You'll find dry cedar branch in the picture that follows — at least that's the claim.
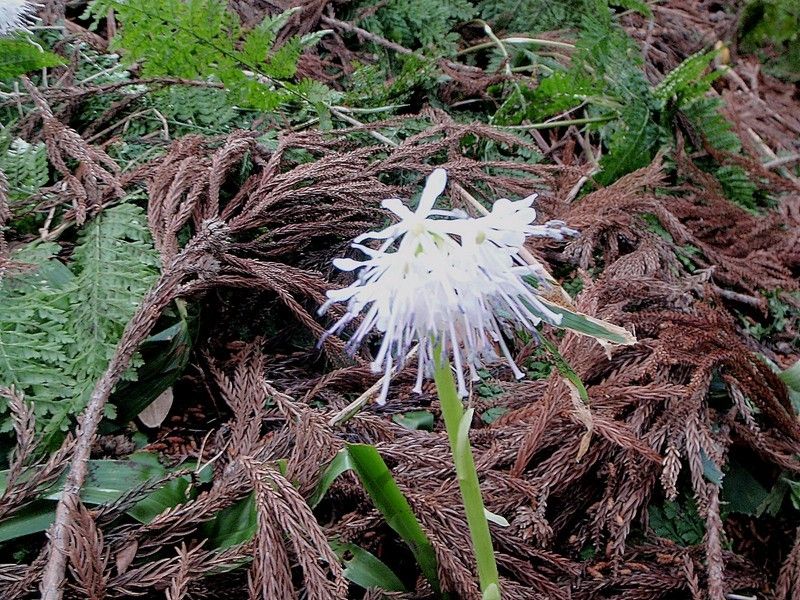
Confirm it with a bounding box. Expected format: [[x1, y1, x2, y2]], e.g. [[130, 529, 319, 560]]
[[33, 117, 589, 598]]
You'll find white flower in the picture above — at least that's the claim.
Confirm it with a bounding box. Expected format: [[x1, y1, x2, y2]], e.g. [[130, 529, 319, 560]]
[[319, 168, 577, 404], [0, 1, 39, 36]]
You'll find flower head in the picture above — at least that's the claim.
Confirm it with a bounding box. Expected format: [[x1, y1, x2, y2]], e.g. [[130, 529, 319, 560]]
[[0, 1, 39, 36], [319, 168, 577, 404]]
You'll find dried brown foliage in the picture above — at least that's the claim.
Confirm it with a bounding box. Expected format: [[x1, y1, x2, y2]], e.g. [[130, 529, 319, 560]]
[[3, 111, 797, 597], [2, 2, 799, 596], [22, 78, 124, 225]]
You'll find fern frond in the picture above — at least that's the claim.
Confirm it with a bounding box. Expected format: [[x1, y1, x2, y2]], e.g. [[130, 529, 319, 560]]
[[0, 243, 76, 432], [653, 49, 721, 107], [597, 102, 661, 185], [356, 0, 475, 51], [714, 165, 759, 211], [64, 204, 159, 411], [0, 136, 49, 201], [680, 96, 741, 154], [85, 0, 324, 113], [0, 204, 159, 439]]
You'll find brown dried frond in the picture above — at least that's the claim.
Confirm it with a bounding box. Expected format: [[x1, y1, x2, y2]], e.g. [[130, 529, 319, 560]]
[[0, 387, 36, 487], [775, 527, 800, 600], [66, 501, 108, 600], [244, 459, 297, 600], [165, 543, 193, 600], [207, 341, 269, 458], [211, 255, 349, 358], [242, 457, 348, 600], [0, 432, 74, 521], [108, 467, 251, 555], [107, 541, 249, 596], [22, 78, 123, 224]]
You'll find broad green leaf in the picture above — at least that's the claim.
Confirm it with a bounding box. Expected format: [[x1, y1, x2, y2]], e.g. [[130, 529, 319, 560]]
[[203, 494, 257, 549], [0, 455, 175, 541], [392, 410, 434, 431], [539, 298, 636, 345], [345, 443, 441, 595], [331, 540, 407, 592], [788, 479, 800, 511], [0, 501, 57, 542], [111, 304, 193, 425], [721, 458, 769, 516], [308, 449, 353, 508], [758, 355, 800, 415], [778, 359, 800, 392], [700, 450, 723, 486], [0, 38, 65, 79], [127, 475, 190, 523], [480, 407, 508, 424]]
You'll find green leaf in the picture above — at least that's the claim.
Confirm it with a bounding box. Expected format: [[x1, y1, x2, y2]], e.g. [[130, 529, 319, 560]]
[[539, 298, 636, 345], [596, 102, 659, 185], [0, 38, 65, 79], [539, 336, 589, 403], [345, 443, 441, 595], [700, 449, 724, 486], [648, 497, 705, 546], [308, 448, 353, 508], [0, 455, 170, 541], [787, 478, 800, 511], [331, 540, 407, 592], [127, 475, 190, 523], [0, 135, 49, 201], [721, 458, 769, 516], [203, 494, 257, 549], [759, 355, 800, 415], [0, 501, 57, 542], [778, 359, 800, 392], [0, 203, 160, 441], [480, 407, 508, 424], [392, 410, 434, 431], [110, 306, 193, 425]]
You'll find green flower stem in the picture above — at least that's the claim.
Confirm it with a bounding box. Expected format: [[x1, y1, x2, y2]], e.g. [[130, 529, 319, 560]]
[[432, 345, 501, 600]]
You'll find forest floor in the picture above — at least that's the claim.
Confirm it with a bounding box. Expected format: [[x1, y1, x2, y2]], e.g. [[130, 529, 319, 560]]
[[0, 0, 799, 598]]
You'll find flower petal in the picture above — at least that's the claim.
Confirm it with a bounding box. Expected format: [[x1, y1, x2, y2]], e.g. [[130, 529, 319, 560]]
[[417, 168, 447, 215]]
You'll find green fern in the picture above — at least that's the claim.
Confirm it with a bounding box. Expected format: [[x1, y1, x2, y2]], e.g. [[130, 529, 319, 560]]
[[597, 102, 660, 185], [0, 243, 77, 432], [0, 136, 49, 201], [85, 0, 327, 113], [0, 204, 159, 441], [477, 0, 588, 34], [63, 204, 160, 413], [355, 0, 475, 51], [679, 96, 741, 154], [653, 49, 721, 107], [345, 55, 439, 110], [740, 0, 800, 82], [714, 165, 760, 211], [516, 7, 738, 187], [0, 36, 64, 80], [147, 86, 244, 136], [573, 3, 659, 185]]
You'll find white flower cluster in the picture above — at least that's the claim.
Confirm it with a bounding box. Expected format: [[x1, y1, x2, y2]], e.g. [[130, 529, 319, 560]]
[[0, 0, 39, 36], [319, 168, 577, 404]]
